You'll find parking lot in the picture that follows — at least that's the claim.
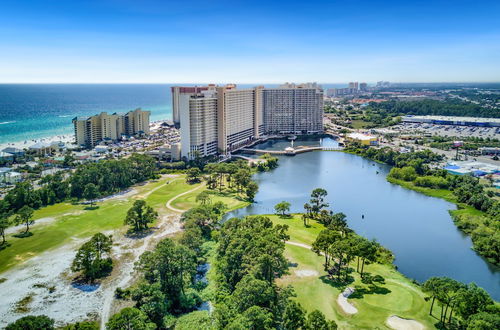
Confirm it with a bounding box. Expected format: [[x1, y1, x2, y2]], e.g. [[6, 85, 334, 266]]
[[392, 122, 500, 138]]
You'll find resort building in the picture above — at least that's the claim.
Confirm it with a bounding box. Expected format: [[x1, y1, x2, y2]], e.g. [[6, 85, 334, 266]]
[[262, 83, 323, 135], [73, 108, 151, 148], [175, 83, 323, 159]]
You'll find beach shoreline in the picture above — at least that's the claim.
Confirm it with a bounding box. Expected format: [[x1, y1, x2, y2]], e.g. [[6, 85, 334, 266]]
[[0, 119, 170, 152]]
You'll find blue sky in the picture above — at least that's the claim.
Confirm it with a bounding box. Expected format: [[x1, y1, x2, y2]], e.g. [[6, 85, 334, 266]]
[[1, 0, 499, 83]]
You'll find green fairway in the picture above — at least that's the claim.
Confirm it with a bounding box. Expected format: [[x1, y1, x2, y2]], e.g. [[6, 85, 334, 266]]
[[0, 175, 198, 273], [268, 214, 437, 329], [170, 187, 250, 212]]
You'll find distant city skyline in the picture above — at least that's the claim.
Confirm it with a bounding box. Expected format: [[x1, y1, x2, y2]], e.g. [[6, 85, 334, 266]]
[[1, 0, 500, 83]]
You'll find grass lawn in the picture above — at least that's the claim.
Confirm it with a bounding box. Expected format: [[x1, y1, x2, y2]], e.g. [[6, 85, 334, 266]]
[[0, 175, 197, 273], [351, 120, 372, 129], [269, 214, 438, 329], [170, 185, 250, 212]]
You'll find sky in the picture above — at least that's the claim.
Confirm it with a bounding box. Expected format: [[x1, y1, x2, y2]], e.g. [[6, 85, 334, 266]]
[[0, 0, 499, 83]]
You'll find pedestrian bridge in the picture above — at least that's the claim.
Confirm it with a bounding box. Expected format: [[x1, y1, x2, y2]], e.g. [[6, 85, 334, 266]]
[[239, 146, 343, 156]]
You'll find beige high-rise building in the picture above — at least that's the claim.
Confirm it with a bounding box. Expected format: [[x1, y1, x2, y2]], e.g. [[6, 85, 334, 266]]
[[216, 85, 261, 154], [176, 83, 322, 159], [73, 108, 151, 148], [262, 83, 323, 134]]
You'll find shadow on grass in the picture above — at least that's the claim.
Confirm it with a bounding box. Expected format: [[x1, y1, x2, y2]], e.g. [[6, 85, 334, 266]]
[[0, 242, 12, 251], [125, 227, 157, 239], [288, 262, 299, 268], [349, 285, 392, 299], [319, 274, 355, 289], [84, 205, 100, 211], [13, 231, 34, 239]]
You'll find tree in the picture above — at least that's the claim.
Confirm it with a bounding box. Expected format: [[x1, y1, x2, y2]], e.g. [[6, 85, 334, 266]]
[[72, 233, 113, 281], [0, 212, 10, 245], [467, 312, 500, 329], [306, 310, 337, 329], [6, 315, 55, 330], [124, 200, 158, 233], [455, 283, 494, 323], [196, 191, 211, 205], [14, 205, 34, 234], [136, 238, 197, 312], [83, 183, 99, 207], [282, 300, 306, 330], [106, 307, 156, 330], [310, 188, 329, 217], [246, 181, 259, 201], [274, 201, 291, 216], [186, 167, 202, 183]]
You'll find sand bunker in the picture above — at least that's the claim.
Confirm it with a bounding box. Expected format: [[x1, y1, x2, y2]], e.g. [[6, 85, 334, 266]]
[[337, 287, 358, 315], [387, 315, 425, 330], [294, 269, 319, 277]]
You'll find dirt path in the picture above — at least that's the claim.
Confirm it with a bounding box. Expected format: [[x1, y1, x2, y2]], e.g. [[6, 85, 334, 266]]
[[165, 183, 205, 213], [387, 315, 425, 330], [285, 240, 314, 250]]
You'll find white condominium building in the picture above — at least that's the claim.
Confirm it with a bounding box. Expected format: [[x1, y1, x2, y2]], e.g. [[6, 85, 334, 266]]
[[262, 83, 323, 134], [73, 108, 151, 148], [217, 85, 261, 154], [180, 86, 219, 159], [175, 83, 323, 159]]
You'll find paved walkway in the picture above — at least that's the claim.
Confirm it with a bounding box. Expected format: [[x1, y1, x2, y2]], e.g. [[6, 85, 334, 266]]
[[165, 182, 205, 213]]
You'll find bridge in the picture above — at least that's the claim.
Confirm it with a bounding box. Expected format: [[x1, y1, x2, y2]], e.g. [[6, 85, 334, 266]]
[[239, 146, 343, 156]]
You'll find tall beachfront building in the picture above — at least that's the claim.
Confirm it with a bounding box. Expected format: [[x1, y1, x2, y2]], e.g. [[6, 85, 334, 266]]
[[173, 83, 323, 159], [73, 108, 151, 148], [262, 83, 323, 135]]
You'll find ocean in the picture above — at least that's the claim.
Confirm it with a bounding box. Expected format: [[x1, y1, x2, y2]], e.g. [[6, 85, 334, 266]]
[[0, 84, 173, 145], [0, 83, 346, 145]]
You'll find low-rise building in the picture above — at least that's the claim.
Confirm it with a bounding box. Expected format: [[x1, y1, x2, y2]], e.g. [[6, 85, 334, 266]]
[[346, 133, 379, 146]]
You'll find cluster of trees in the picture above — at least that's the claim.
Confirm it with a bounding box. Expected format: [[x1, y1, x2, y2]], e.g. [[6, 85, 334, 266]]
[[0, 154, 159, 246], [423, 277, 499, 328], [298, 188, 391, 282], [202, 160, 259, 201], [214, 215, 337, 329], [124, 199, 158, 233], [71, 233, 113, 281], [257, 153, 279, 172], [108, 201, 229, 329], [428, 136, 500, 152], [367, 99, 500, 118], [1, 154, 158, 215]]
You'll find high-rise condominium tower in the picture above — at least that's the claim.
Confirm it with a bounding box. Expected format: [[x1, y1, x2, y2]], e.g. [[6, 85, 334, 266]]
[[174, 83, 323, 159], [262, 83, 323, 135], [73, 108, 150, 148]]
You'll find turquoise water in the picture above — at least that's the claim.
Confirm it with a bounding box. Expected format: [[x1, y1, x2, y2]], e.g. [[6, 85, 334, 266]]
[[0, 84, 173, 144], [229, 137, 500, 300]]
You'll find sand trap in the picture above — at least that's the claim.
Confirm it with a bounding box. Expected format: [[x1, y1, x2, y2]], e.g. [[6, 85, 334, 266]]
[[387, 316, 425, 330], [294, 269, 319, 277], [337, 287, 358, 315]]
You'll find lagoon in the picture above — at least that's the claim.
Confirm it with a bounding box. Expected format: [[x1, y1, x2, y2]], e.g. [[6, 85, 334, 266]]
[[227, 137, 500, 300]]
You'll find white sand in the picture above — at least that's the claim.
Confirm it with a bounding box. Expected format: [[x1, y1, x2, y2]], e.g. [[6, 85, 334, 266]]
[[337, 287, 358, 315], [0, 215, 183, 329], [294, 269, 319, 277], [0, 134, 75, 152], [387, 316, 425, 330]]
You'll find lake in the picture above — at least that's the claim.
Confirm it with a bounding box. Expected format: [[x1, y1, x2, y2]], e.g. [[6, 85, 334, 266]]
[[227, 137, 500, 300]]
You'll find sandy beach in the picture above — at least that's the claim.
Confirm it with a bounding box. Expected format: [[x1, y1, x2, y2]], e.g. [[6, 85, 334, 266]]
[[0, 119, 168, 152]]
